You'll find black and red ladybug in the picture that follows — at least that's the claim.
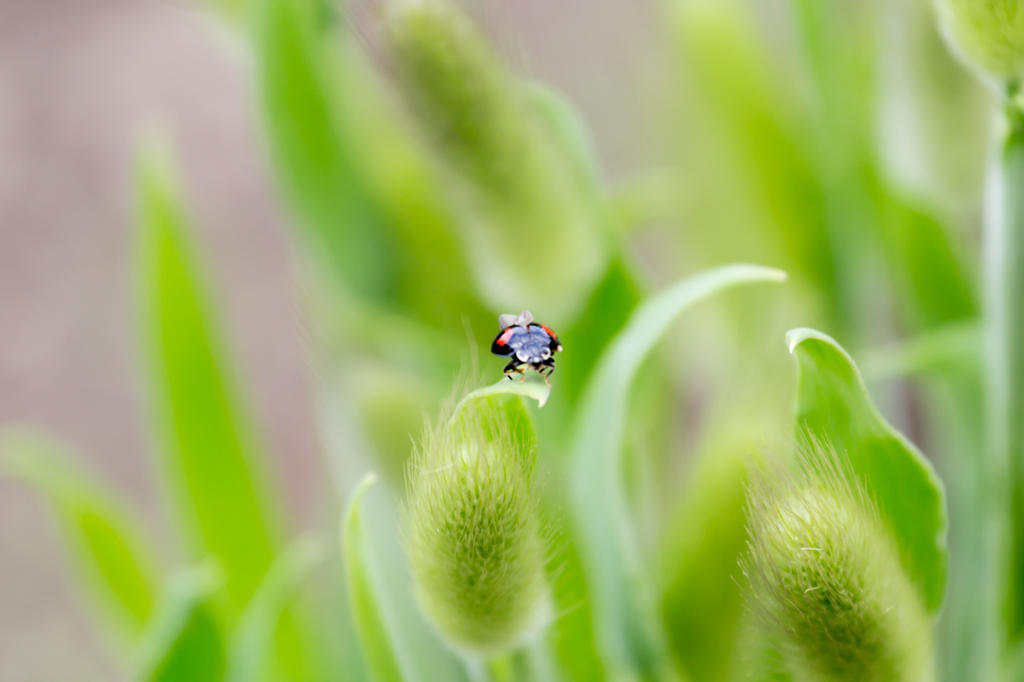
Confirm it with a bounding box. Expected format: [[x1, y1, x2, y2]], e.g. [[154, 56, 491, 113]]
[[490, 310, 563, 382]]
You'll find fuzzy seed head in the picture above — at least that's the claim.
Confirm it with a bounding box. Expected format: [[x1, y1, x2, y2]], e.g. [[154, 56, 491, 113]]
[[380, 0, 604, 320], [935, 0, 1024, 82], [405, 401, 550, 656], [744, 444, 934, 682], [384, 0, 524, 192]]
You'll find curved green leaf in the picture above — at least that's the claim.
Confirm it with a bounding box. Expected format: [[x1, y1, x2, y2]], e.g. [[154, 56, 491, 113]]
[[135, 560, 227, 682], [786, 327, 949, 612], [0, 428, 160, 640], [135, 138, 279, 617], [569, 264, 787, 680], [343, 473, 415, 682], [452, 374, 552, 415], [226, 535, 325, 682]]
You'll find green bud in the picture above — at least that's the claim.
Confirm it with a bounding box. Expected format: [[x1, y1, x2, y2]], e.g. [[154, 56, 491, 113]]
[[382, 0, 604, 322], [744, 444, 934, 682], [405, 399, 550, 656], [934, 0, 1024, 83]]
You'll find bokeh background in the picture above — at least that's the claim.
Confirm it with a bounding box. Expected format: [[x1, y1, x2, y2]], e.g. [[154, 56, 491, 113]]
[[0, 0, 997, 677], [0, 0, 663, 678]]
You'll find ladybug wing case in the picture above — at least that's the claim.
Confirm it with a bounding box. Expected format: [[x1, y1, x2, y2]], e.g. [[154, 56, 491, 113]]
[[491, 327, 517, 356]]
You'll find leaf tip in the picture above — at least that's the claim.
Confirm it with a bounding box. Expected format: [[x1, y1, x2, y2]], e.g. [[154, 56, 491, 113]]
[[786, 327, 835, 355], [350, 472, 379, 509]]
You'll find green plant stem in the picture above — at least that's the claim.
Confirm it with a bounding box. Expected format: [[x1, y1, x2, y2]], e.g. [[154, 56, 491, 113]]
[[983, 97, 1024, 671]]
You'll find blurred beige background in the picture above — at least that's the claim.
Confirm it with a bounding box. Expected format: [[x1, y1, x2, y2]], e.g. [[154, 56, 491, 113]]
[[0, 0, 659, 678]]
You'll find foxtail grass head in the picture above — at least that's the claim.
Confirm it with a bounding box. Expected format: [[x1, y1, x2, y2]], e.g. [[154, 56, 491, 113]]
[[744, 442, 934, 682], [404, 398, 550, 657], [382, 0, 523, 192], [934, 0, 1024, 86], [378, 0, 604, 322]]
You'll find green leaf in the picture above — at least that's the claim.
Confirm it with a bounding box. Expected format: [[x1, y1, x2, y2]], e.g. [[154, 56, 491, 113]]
[[252, 0, 394, 301], [135, 138, 279, 617], [135, 560, 227, 682], [452, 374, 552, 414], [786, 327, 949, 612], [343, 473, 414, 682], [0, 428, 160, 640], [226, 535, 326, 682], [569, 264, 787, 680]]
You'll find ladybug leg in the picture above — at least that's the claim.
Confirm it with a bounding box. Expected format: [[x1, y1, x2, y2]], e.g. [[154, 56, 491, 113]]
[[503, 359, 520, 379], [537, 359, 556, 385]]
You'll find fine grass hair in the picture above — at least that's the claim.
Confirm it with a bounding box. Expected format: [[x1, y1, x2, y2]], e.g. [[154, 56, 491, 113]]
[[743, 441, 934, 682], [404, 396, 551, 657], [935, 0, 1024, 83]]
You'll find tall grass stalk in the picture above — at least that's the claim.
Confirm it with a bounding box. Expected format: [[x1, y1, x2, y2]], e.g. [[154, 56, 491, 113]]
[[984, 93, 1024, 667]]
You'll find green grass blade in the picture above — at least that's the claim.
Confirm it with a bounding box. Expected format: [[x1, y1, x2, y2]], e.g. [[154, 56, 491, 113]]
[[0, 428, 160, 640], [252, 0, 394, 301], [786, 327, 949, 612], [225, 535, 325, 682], [569, 264, 787, 680], [135, 139, 279, 617], [135, 560, 227, 682], [343, 473, 415, 682]]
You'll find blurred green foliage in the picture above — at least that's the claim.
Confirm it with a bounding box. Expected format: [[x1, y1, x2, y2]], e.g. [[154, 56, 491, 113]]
[[12, 0, 1024, 679]]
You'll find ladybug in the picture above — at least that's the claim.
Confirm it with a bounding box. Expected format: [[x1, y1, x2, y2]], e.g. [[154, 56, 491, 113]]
[[490, 310, 563, 383]]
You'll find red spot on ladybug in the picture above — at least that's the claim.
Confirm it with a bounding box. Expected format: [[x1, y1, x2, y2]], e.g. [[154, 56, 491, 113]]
[[539, 324, 558, 341], [495, 328, 514, 346]]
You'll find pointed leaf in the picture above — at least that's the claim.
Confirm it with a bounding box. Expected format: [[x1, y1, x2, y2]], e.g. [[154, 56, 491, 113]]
[[0, 428, 160, 639], [135, 138, 279, 616], [135, 561, 227, 682], [569, 264, 787, 679], [787, 327, 949, 612]]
